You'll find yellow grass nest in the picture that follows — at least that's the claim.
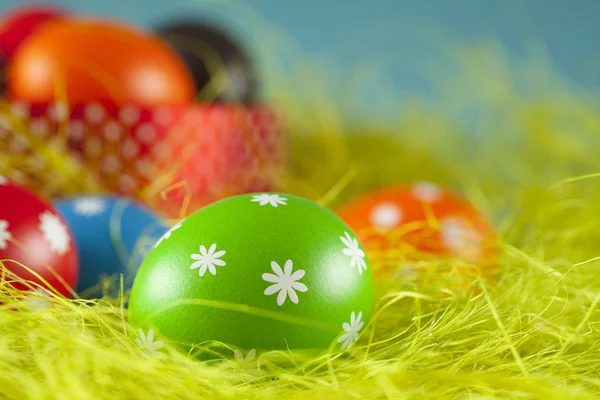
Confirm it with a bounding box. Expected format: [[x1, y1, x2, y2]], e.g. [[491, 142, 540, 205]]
[[1, 23, 600, 400]]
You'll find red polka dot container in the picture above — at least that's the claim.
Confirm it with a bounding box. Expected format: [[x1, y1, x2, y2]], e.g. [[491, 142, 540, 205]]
[[0, 100, 285, 218], [336, 181, 500, 288]]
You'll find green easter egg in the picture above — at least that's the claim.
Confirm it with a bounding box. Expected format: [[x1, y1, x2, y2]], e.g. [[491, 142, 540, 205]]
[[128, 193, 374, 353]]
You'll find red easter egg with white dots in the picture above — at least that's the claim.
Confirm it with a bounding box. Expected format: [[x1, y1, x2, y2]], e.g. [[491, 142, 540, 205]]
[[336, 182, 499, 280], [0, 176, 78, 297]]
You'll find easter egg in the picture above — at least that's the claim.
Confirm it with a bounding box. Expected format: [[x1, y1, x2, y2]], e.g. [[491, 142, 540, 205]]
[[336, 182, 499, 282], [55, 195, 169, 299], [7, 18, 195, 106], [0, 5, 64, 61], [128, 193, 374, 354], [0, 176, 78, 297], [155, 19, 257, 103]]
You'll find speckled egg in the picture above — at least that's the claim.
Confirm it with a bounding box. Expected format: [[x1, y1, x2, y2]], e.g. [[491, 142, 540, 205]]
[[128, 193, 374, 354], [55, 195, 169, 298]]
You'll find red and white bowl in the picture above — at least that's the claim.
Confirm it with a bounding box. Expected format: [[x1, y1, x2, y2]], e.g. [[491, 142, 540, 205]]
[[0, 100, 285, 218]]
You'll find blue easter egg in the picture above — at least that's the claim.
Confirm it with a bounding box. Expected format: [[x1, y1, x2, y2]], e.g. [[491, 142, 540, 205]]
[[55, 195, 169, 298]]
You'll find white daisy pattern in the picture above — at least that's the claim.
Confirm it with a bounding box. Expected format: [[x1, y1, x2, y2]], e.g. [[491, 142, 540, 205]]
[[251, 193, 287, 208], [73, 198, 106, 217], [0, 175, 7, 185], [234, 348, 256, 364], [262, 260, 308, 306], [370, 202, 403, 229], [0, 220, 12, 249], [338, 311, 364, 351], [340, 232, 367, 275], [412, 181, 444, 203], [440, 217, 483, 260], [135, 328, 164, 355], [190, 244, 227, 276], [24, 288, 52, 311], [39, 211, 70, 255], [154, 221, 183, 248]]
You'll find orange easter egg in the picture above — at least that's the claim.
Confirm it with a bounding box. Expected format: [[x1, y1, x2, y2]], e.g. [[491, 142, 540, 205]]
[[7, 18, 195, 106], [337, 182, 500, 287]]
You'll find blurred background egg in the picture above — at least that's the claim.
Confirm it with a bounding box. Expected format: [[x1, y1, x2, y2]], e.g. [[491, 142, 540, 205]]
[[154, 18, 257, 104], [55, 195, 169, 299], [0, 176, 78, 298], [7, 18, 196, 106], [336, 182, 500, 288], [0, 4, 65, 92]]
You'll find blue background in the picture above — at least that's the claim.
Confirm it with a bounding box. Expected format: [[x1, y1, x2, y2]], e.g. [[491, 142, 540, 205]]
[[2, 0, 599, 123]]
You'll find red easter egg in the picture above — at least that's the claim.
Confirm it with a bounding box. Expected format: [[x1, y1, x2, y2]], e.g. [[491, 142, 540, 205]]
[[7, 18, 195, 106], [0, 4, 64, 61], [0, 176, 78, 297], [337, 182, 499, 282]]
